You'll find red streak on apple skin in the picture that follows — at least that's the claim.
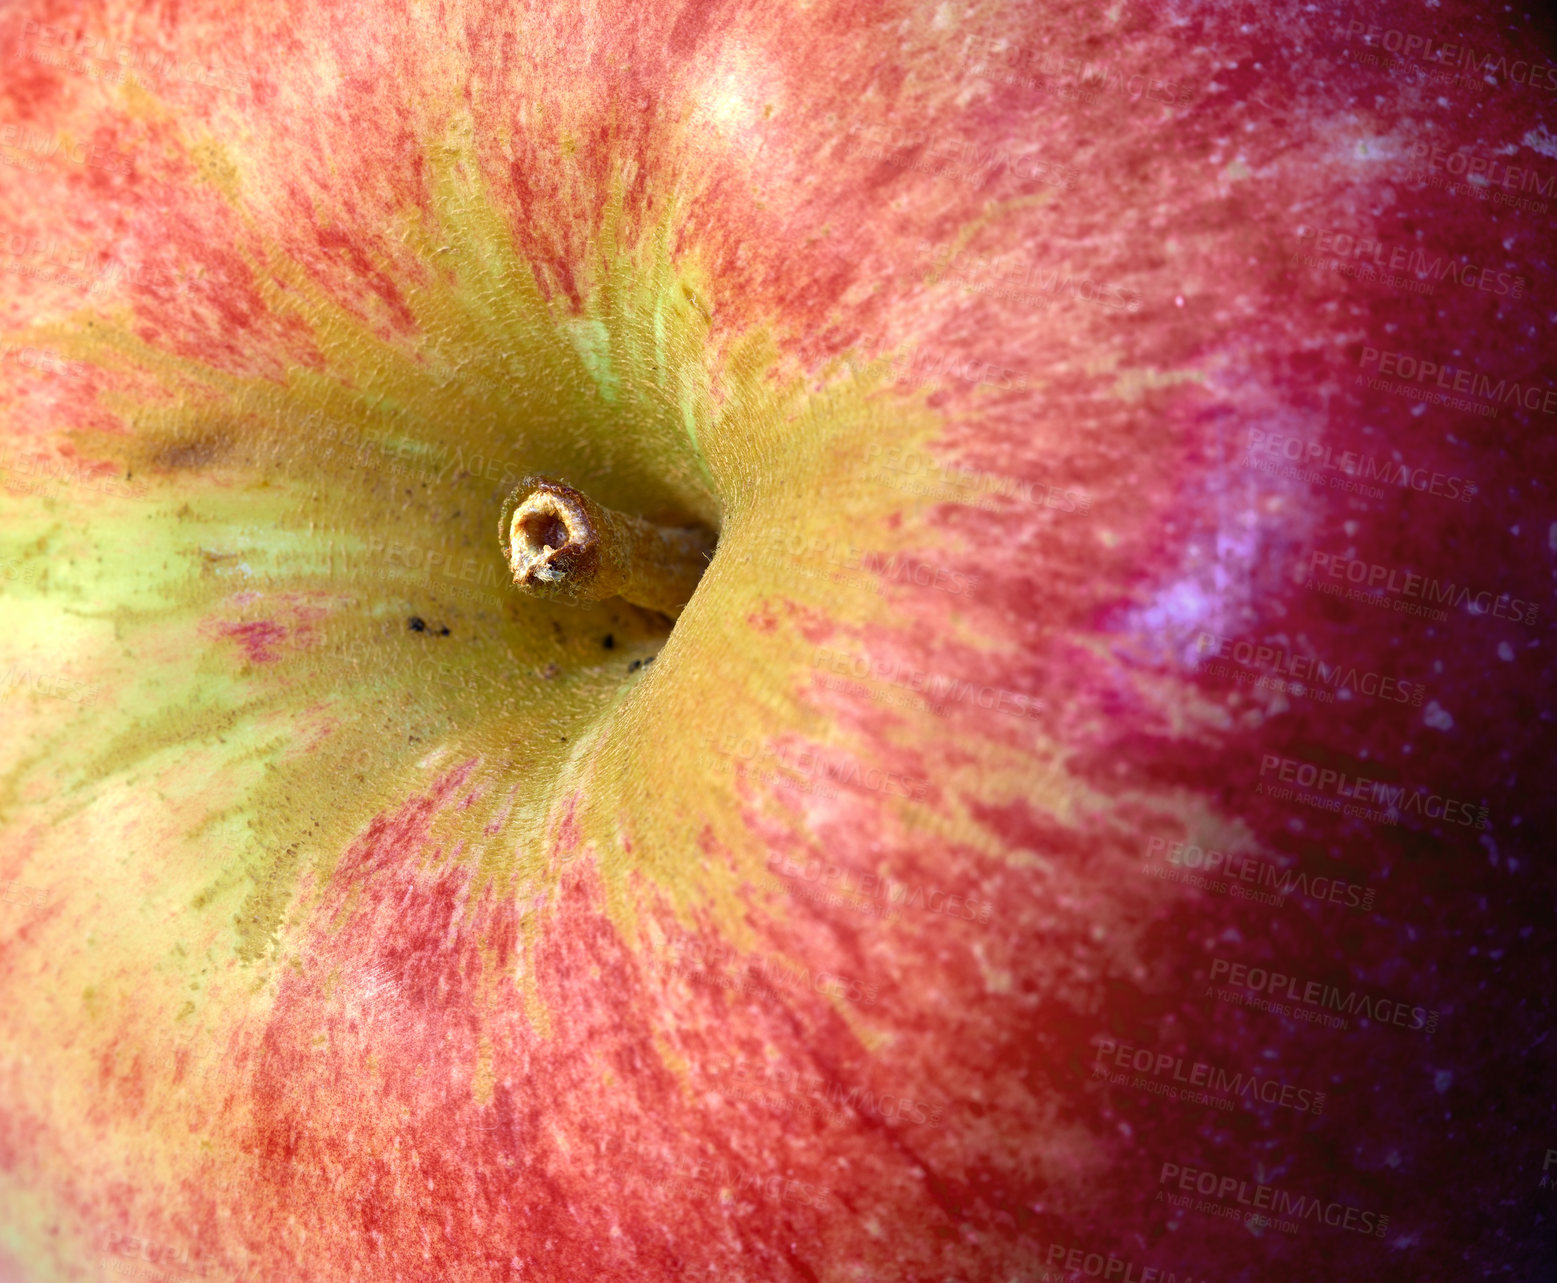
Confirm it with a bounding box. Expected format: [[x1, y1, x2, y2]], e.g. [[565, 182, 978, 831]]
[[225, 747, 1102, 1281], [212, 620, 291, 664], [549, 792, 585, 860], [966, 795, 1078, 859], [313, 224, 419, 335], [200, 597, 328, 664]]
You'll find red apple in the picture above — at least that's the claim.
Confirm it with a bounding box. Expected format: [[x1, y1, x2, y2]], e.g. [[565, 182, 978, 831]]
[[1, 1, 1554, 1280]]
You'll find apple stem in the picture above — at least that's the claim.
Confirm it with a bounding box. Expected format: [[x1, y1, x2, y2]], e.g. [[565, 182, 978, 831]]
[[499, 477, 715, 618]]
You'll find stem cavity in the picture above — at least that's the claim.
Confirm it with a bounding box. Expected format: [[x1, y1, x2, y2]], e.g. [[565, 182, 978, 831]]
[[500, 477, 715, 618]]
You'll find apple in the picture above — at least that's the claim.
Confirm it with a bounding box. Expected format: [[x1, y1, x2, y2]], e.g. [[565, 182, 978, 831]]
[[1, 0, 1554, 1280]]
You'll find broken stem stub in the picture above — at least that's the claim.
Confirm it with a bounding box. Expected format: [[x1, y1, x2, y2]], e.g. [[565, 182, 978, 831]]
[[500, 477, 716, 618]]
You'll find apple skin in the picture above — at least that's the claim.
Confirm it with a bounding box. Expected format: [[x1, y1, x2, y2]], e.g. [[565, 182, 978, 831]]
[[2, 0, 1556, 1280]]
